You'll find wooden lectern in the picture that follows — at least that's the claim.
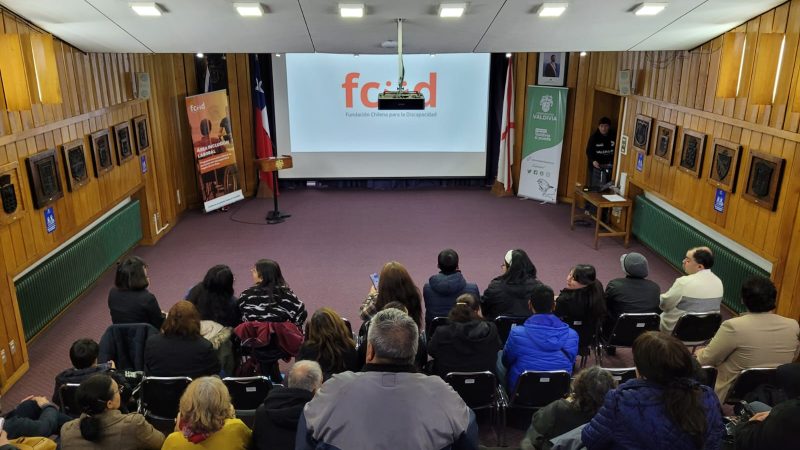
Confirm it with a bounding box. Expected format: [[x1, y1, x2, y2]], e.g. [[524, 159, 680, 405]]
[[255, 155, 293, 224]]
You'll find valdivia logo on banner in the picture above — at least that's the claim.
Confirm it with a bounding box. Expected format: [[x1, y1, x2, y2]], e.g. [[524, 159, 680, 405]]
[[531, 94, 557, 121], [342, 72, 438, 108]]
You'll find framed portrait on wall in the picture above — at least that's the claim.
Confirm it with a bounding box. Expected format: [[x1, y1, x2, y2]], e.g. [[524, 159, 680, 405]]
[[61, 139, 91, 192], [537, 52, 567, 86], [633, 115, 652, 153], [0, 161, 26, 225], [678, 129, 706, 177], [114, 122, 134, 164], [90, 129, 115, 177], [133, 115, 151, 153], [707, 139, 742, 193], [652, 122, 676, 165], [743, 151, 784, 211], [26, 149, 64, 210]]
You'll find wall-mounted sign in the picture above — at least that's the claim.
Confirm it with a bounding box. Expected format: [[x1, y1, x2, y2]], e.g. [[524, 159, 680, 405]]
[[44, 206, 56, 233]]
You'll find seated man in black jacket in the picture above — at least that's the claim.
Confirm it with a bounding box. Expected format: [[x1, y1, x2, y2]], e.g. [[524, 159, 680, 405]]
[[253, 360, 322, 450], [52, 338, 128, 407], [734, 362, 800, 450]]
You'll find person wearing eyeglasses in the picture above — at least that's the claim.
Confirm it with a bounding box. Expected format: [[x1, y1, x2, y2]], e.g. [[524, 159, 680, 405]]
[[659, 246, 723, 333]]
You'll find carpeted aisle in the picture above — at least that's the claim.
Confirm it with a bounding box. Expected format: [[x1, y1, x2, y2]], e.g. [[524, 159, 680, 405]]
[[3, 188, 680, 445]]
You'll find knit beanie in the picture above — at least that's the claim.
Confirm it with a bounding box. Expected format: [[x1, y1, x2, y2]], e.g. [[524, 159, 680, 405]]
[[620, 253, 648, 278]]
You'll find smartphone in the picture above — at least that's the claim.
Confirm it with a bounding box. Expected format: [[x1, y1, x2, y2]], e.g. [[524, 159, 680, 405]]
[[370, 273, 380, 289], [0, 417, 5, 433]]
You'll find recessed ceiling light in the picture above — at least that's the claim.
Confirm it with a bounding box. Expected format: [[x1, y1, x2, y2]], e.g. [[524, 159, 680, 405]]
[[276, 53, 282, 57], [439, 3, 466, 18], [130, 2, 162, 16], [430, 54, 436, 57], [537, 3, 568, 17], [634, 3, 667, 16], [234, 3, 264, 17], [339, 3, 364, 18], [196, 53, 204, 58], [505, 53, 512, 58], [580, 51, 587, 56]]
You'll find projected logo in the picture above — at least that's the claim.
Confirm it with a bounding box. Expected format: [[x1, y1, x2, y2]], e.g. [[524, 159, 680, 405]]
[[342, 72, 438, 108]]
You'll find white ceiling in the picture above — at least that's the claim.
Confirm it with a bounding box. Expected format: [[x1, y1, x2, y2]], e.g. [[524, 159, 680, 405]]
[[0, 0, 786, 54]]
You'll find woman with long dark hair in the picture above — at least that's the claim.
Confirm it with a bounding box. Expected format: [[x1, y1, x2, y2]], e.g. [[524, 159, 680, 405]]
[[582, 332, 725, 450], [107, 256, 165, 329], [60, 374, 164, 449], [297, 308, 358, 378], [428, 294, 502, 378], [186, 264, 240, 328], [555, 264, 606, 356], [481, 249, 541, 320], [238, 259, 307, 327], [359, 261, 423, 329]]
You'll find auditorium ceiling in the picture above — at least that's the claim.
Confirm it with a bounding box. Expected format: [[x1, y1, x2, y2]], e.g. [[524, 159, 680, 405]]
[[0, 0, 786, 54]]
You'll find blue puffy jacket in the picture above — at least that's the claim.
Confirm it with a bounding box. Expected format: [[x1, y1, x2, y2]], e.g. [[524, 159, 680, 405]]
[[581, 379, 725, 450], [502, 313, 578, 392]]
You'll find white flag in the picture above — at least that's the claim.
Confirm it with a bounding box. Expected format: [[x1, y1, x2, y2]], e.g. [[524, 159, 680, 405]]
[[498, 58, 515, 192]]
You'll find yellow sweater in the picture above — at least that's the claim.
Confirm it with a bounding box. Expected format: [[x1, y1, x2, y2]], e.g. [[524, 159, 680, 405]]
[[161, 418, 252, 450]]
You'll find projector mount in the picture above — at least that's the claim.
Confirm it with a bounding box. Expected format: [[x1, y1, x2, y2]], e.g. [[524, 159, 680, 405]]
[[377, 18, 425, 110]]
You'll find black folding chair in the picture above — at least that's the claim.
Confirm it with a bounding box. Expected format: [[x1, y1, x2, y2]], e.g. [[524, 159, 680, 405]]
[[428, 317, 450, 341], [596, 313, 660, 365], [57, 383, 82, 418], [604, 367, 637, 385], [138, 376, 192, 423], [501, 370, 571, 410], [494, 316, 528, 344], [223, 376, 273, 415], [445, 371, 504, 446], [671, 312, 722, 353], [724, 367, 778, 405], [699, 366, 718, 389], [564, 318, 597, 368]]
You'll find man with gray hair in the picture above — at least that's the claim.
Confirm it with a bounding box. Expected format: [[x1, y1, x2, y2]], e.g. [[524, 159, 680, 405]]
[[253, 360, 322, 450], [297, 308, 479, 450]]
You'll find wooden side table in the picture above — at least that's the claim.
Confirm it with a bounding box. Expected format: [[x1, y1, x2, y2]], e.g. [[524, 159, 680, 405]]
[[570, 185, 633, 249]]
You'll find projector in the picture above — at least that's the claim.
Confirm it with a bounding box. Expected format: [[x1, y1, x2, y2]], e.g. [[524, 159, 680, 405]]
[[378, 90, 425, 110]]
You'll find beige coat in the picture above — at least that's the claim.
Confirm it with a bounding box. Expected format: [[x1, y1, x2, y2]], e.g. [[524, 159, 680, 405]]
[[696, 312, 799, 401], [60, 409, 164, 450]]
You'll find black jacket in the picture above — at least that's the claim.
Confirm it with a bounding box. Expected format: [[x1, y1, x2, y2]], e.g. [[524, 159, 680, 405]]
[[296, 343, 359, 380], [253, 386, 314, 450], [481, 277, 540, 320], [523, 399, 594, 450], [428, 320, 502, 378], [52, 364, 128, 405], [423, 272, 481, 329], [585, 130, 615, 165], [143, 334, 221, 378], [604, 276, 661, 321], [555, 286, 605, 353], [108, 287, 165, 329], [98, 323, 161, 371]]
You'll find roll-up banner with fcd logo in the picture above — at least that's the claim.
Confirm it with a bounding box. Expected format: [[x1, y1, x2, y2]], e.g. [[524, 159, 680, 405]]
[[518, 86, 568, 203]]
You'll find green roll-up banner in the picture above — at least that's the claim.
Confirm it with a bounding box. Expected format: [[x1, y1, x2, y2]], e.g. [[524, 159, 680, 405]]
[[518, 85, 568, 203]]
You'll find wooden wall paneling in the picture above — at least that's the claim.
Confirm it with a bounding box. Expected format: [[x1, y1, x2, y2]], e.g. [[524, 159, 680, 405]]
[[696, 46, 711, 110], [556, 52, 582, 199], [511, 54, 527, 193], [704, 41, 722, 112], [171, 54, 197, 211], [78, 52, 94, 113], [231, 54, 256, 196], [108, 54, 121, 105], [3, 15, 34, 132], [226, 54, 245, 198], [734, 18, 761, 120], [53, 41, 69, 121], [776, 1, 800, 130]]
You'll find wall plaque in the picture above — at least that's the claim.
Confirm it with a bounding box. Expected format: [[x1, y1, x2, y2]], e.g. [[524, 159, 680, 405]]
[[707, 139, 742, 193], [133, 115, 150, 154], [633, 115, 652, 153], [26, 148, 64, 209], [652, 122, 676, 165], [743, 151, 784, 211], [90, 129, 115, 177], [0, 161, 25, 224], [61, 139, 90, 192], [114, 122, 134, 164], [678, 129, 706, 178]]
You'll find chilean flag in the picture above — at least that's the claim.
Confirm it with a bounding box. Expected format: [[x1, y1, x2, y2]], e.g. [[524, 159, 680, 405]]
[[252, 54, 276, 193], [497, 57, 515, 193]]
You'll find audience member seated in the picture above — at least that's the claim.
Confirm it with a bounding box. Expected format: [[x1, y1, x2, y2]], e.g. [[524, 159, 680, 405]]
[[733, 362, 800, 449], [697, 276, 799, 401], [482, 249, 541, 320], [582, 332, 725, 450], [60, 374, 164, 449], [358, 302, 428, 371], [107, 256, 165, 329], [238, 259, 307, 328], [144, 301, 221, 378], [555, 264, 606, 356], [423, 249, 481, 330], [186, 264, 241, 328], [498, 284, 578, 392], [253, 360, 322, 450], [297, 308, 478, 450], [1, 395, 71, 440], [660, 246, 723, 333], [521, 366, 616, 450], [297, 308, 359, 379], [162, 377, 252, 450], [52, 339, 128, 408], [603, 252, 660, 331], [359, 261, 423, 329], [428, 294, 502, 378]]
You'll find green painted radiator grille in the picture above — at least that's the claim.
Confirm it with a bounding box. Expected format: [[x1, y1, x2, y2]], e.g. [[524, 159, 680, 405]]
[[15, 200, 142, 340], [632, 195, 768, 314]]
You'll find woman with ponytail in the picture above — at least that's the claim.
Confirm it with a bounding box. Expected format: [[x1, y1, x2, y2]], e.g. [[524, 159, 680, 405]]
[[428, 294, 502, 378], [582, 332, 725, 450], [555, 264, 606, 356], [60, 374, 163, 449]]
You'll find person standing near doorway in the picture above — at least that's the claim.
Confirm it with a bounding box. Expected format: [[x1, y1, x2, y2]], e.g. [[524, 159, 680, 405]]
[[586, 117, 615, 188]]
